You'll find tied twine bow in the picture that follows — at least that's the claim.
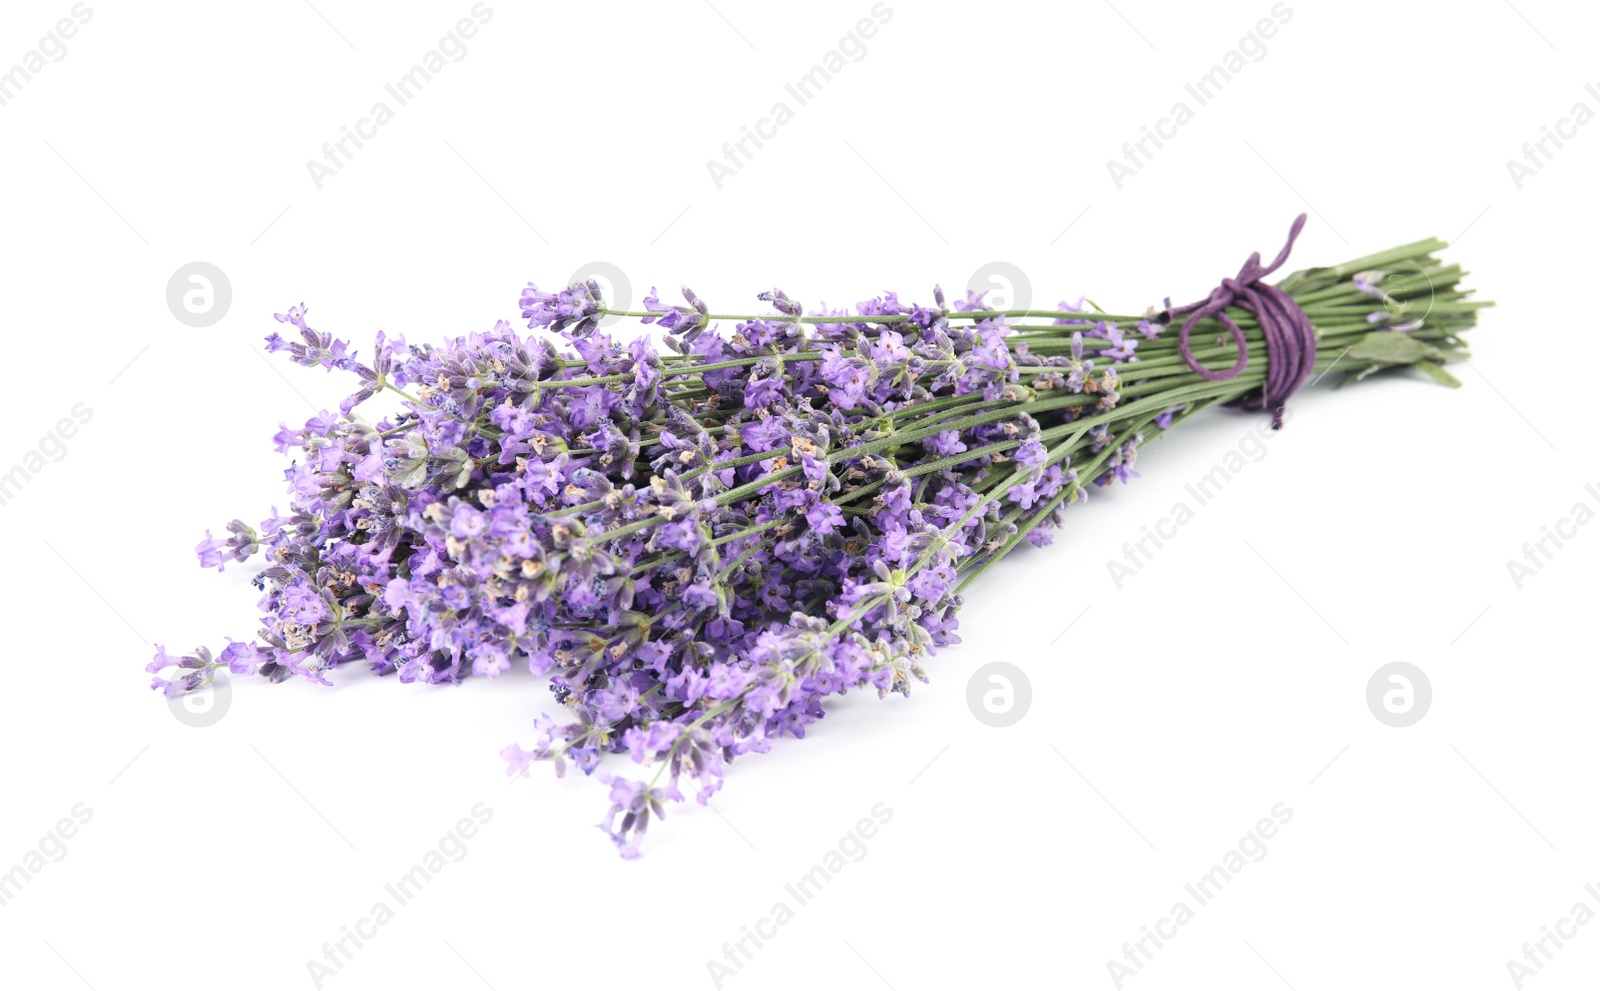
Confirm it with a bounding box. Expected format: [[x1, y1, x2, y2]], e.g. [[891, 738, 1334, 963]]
[[1161, 214, 1316, 429]]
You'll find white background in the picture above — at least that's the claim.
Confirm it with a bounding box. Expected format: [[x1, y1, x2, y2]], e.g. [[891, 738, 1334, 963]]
[[1, 1, 1595, 988]]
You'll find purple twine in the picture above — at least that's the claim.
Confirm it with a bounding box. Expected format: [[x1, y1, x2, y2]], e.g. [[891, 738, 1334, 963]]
[[1162, 214, 1316, 429]]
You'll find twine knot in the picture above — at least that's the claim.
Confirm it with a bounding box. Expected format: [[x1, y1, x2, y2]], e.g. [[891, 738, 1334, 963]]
[[1162, 214, 1316, 429]]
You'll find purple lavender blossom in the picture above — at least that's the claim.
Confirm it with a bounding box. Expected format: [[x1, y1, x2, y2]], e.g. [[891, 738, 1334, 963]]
[[152, 229, 1485, 856]]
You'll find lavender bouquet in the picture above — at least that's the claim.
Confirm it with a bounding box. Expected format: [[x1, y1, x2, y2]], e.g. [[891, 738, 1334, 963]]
[[152, 215, 1487, 856]]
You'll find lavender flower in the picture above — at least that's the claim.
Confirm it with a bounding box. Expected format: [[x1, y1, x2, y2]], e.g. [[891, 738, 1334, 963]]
[[152, 223, 1488, 856]]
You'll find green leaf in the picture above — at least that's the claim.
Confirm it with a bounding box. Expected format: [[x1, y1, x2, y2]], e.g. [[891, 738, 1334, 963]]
[[1345, 331, 1438, 365], [1414, 362, 1462, 388]]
